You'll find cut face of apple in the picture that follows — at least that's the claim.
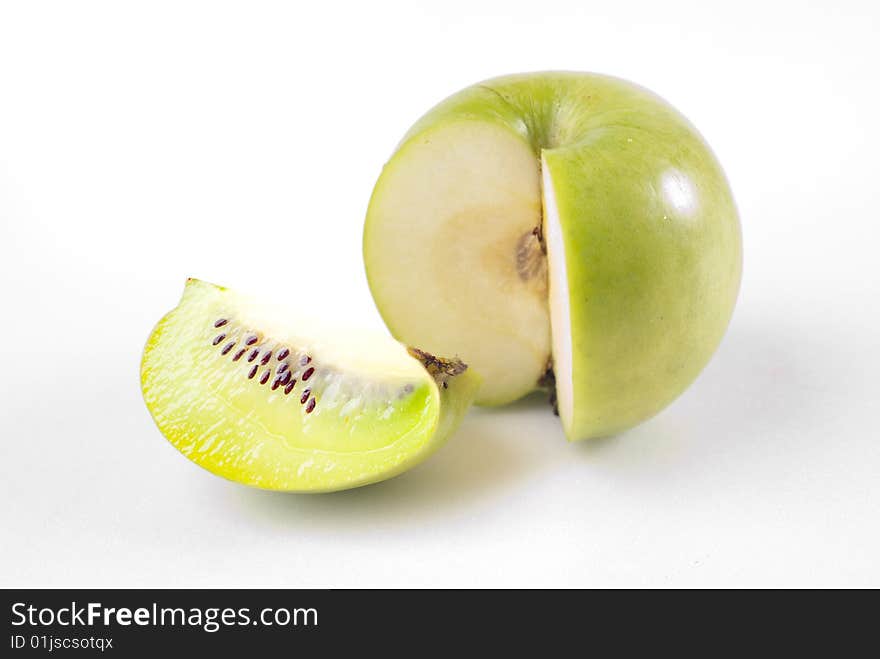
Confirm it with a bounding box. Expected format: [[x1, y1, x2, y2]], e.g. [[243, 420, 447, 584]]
[[365, 121, 549, 406], [364, 72, 742, 440]]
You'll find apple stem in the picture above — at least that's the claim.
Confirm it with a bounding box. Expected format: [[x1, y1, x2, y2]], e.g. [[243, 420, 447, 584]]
[[407, 346, 468, 390]]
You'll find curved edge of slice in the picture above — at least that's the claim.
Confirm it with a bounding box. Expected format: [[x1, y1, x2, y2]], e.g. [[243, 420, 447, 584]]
[[541, 155, 576, 439], [141, 278, 481, 492]]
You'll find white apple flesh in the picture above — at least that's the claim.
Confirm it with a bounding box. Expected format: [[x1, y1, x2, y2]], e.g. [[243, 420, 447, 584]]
[[365, 121, 549, 405]]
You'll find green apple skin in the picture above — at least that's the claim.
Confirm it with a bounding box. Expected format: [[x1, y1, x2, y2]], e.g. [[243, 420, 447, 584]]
[[366, 72, 741, 440]]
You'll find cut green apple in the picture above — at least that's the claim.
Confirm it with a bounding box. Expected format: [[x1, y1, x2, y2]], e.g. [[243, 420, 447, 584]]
[[364, 72, 742, 440], [141, 278, 480, 491]]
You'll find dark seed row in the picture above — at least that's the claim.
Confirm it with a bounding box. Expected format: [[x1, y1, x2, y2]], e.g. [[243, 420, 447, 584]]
[[211, 317, 316, 413], [272, 371, 291, 390], [300, 387, 316, 414]]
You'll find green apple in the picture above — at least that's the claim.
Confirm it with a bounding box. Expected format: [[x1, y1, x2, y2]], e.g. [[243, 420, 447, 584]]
[[363, 72, 742, 440]]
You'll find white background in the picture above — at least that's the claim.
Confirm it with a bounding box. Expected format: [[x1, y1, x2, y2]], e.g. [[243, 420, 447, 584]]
[[2, 1, 878, 588]]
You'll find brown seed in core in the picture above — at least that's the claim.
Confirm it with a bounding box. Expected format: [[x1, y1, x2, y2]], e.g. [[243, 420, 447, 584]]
[[247, 349, 259, 362], [214, 318, 228, 328], [232, 348, 246, 362], [212, 334, 226, 346], [300, 355, 311, 366], [305, 398, 316, 414], [245, 335, 258, 346], [276, 362, 289, 375], [302, 367, 315, 381], [247, 365, 258, 379], [259, 370, 271, 385], [221, 341, 235, 355], [260, 351, 272, 366], [277, 348, 289, 360], [284, 380, 296, 395], [277, 371, 291, 386], [300, 389, 311, 404], [271, 376, 283, 391]]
